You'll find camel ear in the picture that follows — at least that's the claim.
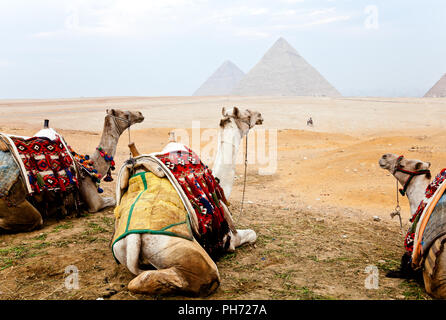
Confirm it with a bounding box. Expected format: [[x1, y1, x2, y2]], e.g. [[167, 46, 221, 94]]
[[106, 109, 116, 116], [415, 161, 430, 170], [233, 107, 240, 118], [222, 107, 227, 117]]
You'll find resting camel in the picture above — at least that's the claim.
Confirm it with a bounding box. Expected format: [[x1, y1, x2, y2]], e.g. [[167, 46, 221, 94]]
[[112, 107, 263, 296], [0, 109, 144, 233], [379, 153, 446, 299]]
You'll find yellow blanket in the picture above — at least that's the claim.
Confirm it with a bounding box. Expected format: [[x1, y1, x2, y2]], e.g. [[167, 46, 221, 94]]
[[111, 172, 193, 251]]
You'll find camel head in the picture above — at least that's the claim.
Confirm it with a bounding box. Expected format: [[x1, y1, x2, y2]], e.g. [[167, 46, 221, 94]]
[[379, 153, 431, 176], [220, 106, 263, 136], [105, 109, 145, 133]]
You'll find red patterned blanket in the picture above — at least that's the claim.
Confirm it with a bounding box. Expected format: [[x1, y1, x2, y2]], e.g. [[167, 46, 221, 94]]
[[156, 146, 229, 256], [11, 136, 79, 194]]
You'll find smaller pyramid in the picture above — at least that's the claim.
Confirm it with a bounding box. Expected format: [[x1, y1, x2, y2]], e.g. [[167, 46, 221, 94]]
[[424, 74, 446, 97], [193, 60, 245, 96]]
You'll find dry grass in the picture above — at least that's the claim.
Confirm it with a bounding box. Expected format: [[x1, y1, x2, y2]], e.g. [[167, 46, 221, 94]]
[[0, 199, 430, 300]]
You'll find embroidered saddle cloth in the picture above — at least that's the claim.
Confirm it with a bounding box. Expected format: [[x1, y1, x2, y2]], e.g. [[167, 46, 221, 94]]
[[113, 146, 231, 257], [0, 132, 79, 196], [112, 171, 193, 260], [154, 146, 229, 255], [406, 169, 446, 267]]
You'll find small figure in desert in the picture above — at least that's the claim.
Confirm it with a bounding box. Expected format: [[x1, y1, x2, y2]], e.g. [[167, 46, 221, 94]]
[[307, 117, 314, 127]]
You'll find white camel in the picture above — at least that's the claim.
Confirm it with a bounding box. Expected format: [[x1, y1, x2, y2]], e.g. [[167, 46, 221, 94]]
[[112, 107, 263, 296]]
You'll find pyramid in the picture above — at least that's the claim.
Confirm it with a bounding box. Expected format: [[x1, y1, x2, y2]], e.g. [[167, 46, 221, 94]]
[[193, 60, 245, 96], [424, 74, 446, 97], [231, 37, 341, 97]]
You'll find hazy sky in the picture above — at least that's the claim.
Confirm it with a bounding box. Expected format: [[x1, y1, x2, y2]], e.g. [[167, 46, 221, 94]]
[[0, 0, 445, 98]]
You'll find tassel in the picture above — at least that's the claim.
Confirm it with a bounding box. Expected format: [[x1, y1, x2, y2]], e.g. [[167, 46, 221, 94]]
[[36, 173, 45, 187], [65, 168, 75, 185], [104, 167, 113, 182]]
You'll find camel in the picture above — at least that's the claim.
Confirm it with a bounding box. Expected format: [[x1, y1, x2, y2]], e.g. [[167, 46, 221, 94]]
[[0, 109, 144, 233], [112, 106, 263, 296], [379, 153, 446, 299], [212, 107, 263, 197]]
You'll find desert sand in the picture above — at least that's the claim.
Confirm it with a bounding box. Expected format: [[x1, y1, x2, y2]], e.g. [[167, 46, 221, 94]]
[[0, 96, 445, 300]]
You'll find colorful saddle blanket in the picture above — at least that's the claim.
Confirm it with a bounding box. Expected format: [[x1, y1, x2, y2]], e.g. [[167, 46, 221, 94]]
[[405, 168, 446, 267], [9, 135, 79, 194], [112, 171, 193, 261], [155, 146, 229, 256]]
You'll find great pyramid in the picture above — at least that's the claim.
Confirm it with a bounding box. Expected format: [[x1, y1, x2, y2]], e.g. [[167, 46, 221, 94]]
[[231, 37, 341, 97], [193, 60, 245, 96], [424, 73, 446, 97]]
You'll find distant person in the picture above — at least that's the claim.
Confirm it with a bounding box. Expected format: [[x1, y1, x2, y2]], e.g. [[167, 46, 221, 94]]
[[307, 117, 314, 127]]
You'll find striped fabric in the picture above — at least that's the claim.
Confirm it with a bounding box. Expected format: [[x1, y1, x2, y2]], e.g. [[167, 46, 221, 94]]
[[423, 235, 446, 278], [0, 150, 20, 199]]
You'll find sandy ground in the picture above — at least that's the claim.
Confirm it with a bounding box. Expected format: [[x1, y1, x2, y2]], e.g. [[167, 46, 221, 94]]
[[1, 96, 445, 300]]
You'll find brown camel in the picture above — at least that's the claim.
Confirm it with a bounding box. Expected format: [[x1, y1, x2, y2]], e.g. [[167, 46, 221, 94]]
[[379, 153, 446, 299], [0, 109, 144, 233]]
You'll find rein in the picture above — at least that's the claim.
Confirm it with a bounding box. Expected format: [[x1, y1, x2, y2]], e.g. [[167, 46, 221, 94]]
[[238, 133, 248, 223], [390, 178, 403, 232]]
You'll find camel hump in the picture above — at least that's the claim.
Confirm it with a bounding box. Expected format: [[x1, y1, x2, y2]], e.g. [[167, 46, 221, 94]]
[[128, 142, 141, 157]]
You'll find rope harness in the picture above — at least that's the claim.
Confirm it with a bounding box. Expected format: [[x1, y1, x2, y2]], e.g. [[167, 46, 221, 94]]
[[238, 134, 248, 222], [390, 178, 403, 232], [390, 155, 431, 234]]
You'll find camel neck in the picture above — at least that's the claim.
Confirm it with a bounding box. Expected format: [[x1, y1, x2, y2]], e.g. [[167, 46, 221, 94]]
[[91, 116, 122, 177], [395, 172, 430, 215], [212, 124, 244, 197]]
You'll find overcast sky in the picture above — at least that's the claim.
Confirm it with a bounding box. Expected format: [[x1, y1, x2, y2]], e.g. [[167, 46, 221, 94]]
[[0, 0, 445, 98]]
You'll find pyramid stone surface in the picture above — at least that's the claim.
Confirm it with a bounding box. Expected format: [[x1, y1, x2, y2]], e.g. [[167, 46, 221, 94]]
[[193, 60, 245, 96], [424, 74, 446, 97], [231, 38, 341, 97]]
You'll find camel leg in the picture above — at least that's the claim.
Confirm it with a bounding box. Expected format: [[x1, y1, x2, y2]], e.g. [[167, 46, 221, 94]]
[[226, 229, 257, 252], [79, 178, 116, 212], [0, 198, 43, 232], [0, 180, 43, 233], [424, 249, 446, 299], [114, 234, 220, 296]]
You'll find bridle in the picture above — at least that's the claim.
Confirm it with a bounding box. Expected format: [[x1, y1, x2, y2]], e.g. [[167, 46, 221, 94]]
[[390, 155, 429, 233], [109, 113, 131, 137], [393, 155, 431, 196]]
